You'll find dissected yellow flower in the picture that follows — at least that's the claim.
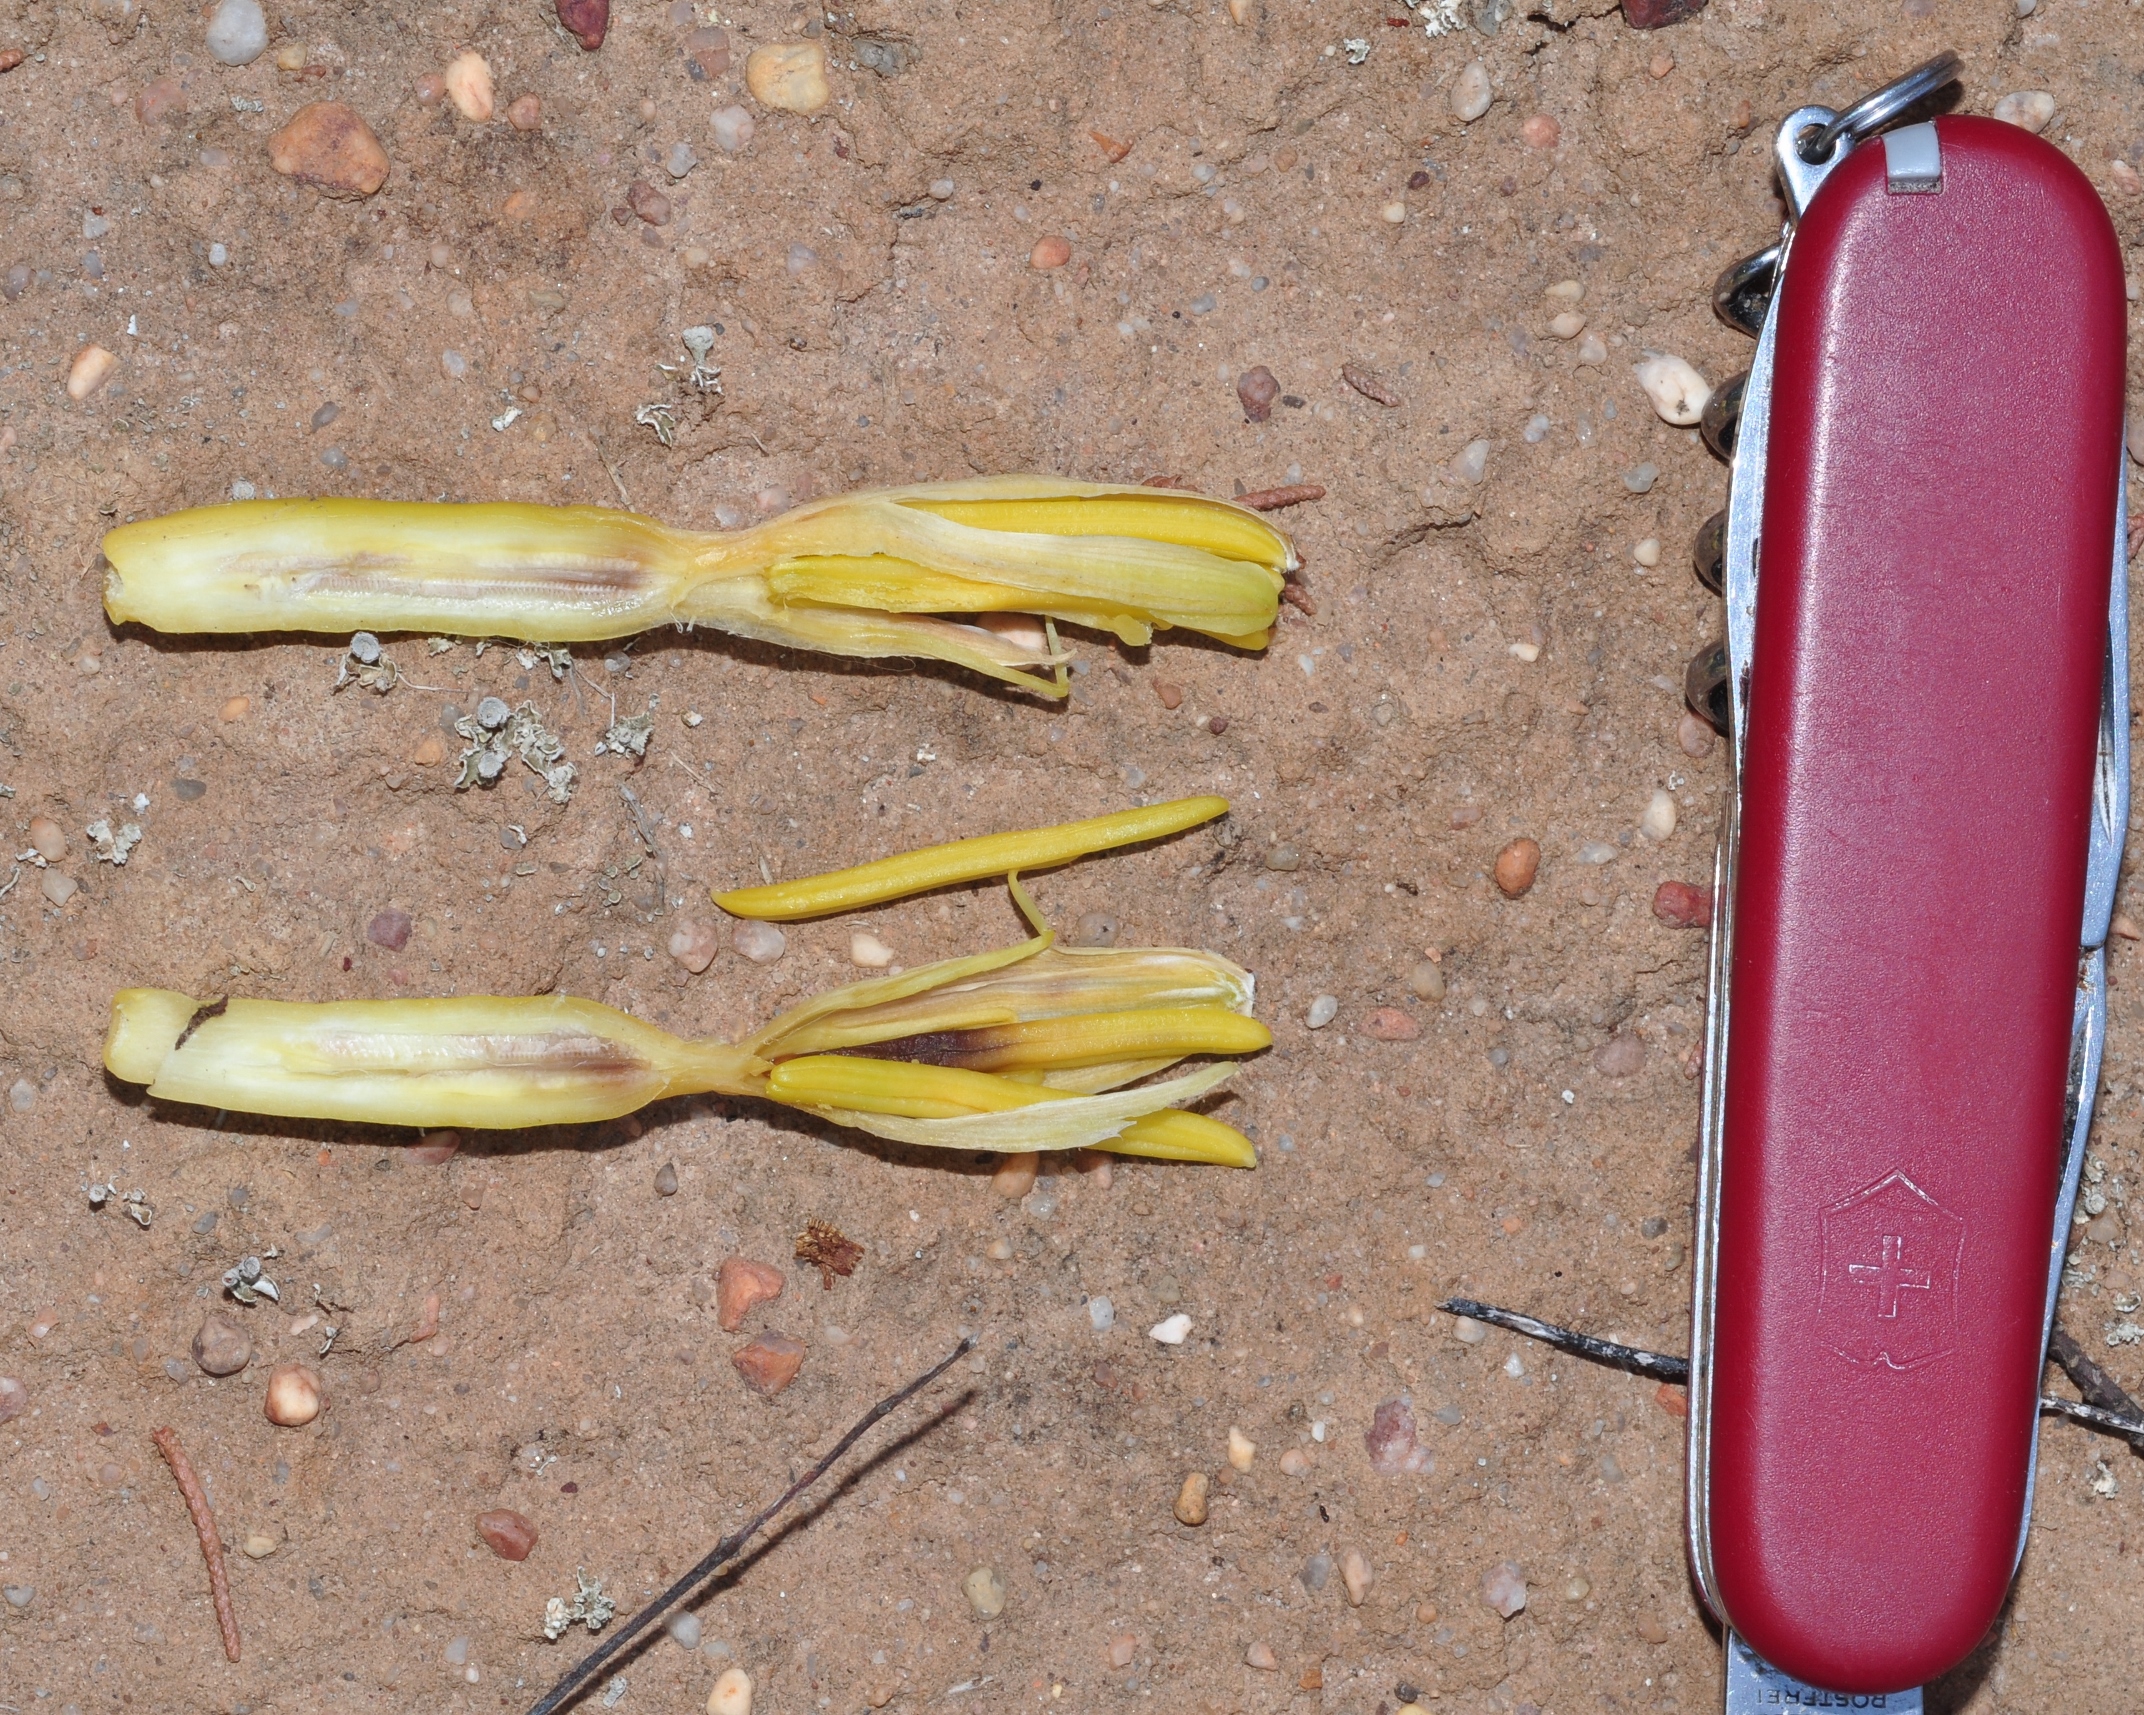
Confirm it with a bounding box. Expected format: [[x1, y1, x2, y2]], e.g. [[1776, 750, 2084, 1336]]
[[105, 806, 1268, 1164], [99, 477, 1294, 697]]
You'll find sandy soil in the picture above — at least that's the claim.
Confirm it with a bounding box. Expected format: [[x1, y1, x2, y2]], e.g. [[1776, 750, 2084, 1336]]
[[1, 0, 2141, 1710]]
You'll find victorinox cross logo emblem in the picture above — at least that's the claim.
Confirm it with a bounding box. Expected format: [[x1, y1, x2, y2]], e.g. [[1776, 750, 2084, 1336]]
[[1816, 1170, 1966, 1371]]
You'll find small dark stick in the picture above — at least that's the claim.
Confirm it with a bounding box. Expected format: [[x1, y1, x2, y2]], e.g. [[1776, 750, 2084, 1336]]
[[151, 1425, 241, 1662], [524, 1335, 976, 1715], [2049, 1326, 2144, 1456], [1440, 1297, 1691, 1383]]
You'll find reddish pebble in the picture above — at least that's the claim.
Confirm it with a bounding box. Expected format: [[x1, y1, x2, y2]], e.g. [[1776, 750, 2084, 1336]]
[[626, 181, 672, 226], [667, 919, 722, 974], [683, 25, 731, 78], [407, 1130, 461, 1165], [1622, 0, 1707, 26], [1030, 234, 1071, 270], [1493, 837, 1540, 898], [1207, 714, 1230, 735], [506, 93, 542, 131], [1236, 365, 1280, 423], [134, 76, 186, 125], [264, 1362, 326, 1427], [1655, 1382, 1689, 1418], [716, 1257, 786, 1332], [414, 72, 447, 104], [1363, 1008, 1420, 1042], [267, 101, 391, 198], [732, 1332, 806, 1396], [1153, 680, 1184, 710], [1652, 880, 1713, 928], [1676, 710, 1716, 759], [556, 0, 609, 50], [1363, 1397, 1431, 1475], [368, 908, 413, 950], [0, 49, 24, 73], [476, 1507, 538, 1560], [1522, 114, 1561, 149]]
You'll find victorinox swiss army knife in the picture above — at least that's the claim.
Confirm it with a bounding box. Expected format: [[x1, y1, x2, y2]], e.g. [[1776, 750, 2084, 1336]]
[[1682, 52, 2132, 1708], [1447, 51, 2136, 1712]]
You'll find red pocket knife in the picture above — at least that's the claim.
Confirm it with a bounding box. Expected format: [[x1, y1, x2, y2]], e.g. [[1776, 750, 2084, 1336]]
[[1685, 54, 2132, 1705]]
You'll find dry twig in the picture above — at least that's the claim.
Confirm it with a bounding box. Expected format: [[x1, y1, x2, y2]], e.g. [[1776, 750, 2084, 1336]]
[[1237, 483, 1327, 511], [152, 1425, 240, 1662]]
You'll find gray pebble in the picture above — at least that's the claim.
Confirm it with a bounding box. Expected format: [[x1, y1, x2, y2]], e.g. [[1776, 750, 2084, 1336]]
[[310, 402, 340, 432], [2, 1585, 32, 1610], [654, 1161, 679, 1197], [205, 0, 268, 65], [1306, 995, 1339, 1030], [1068, 911, 1119, 948], [319, 447, 348, 471], [1264, 842, 1301, 872], [1622, 462, 1660, 494], [667, 1610, 702, 1650], [1187, 293, 1217, 314], [475, 695, 511, 730], [348, 631, 382, 666], [1640, 1216, 1668, 1238], [228, 1184, 251, 1208], [192, 1210, 219, 1235], [1300, 1553, 1332, 1592], [928, 178, 955, 200], [208, 242, 229, 267], [666, 141, 699, 178]]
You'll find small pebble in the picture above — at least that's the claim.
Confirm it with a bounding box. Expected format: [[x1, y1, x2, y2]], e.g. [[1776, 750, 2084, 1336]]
[[1245, 1642, 1279, 1670], [66, 344, 119, 401], [668, 920, 722, 973], [716, 1257, 785, 1331], [1306, 995, 1339, 1029], [683, 25, 730, 77], [1173, 1471, 1210, 1526], [1364, 1397, 1431, 1475], [1521, 114, 1560, 149], [1148, 1312, 1192, 1345], [627, 181, 673, 225], [441, 350, 469, 379], [264, 1362, 326, 1426], [275, 41, 306, 70], [408, 1130, 461, 1164], [0, 1376, 27, 1423], [963, 1565, 1007, 1618], [1030, 234, 1072, 270], [1364, 1007, 1419, 1042], [668, 1611, 703, 1651], [476, 1508, 538, 1560], [1549, 310, 1585, 339], [731, 920, 787, 963], [1340, 1547, 1373, 1606], [1482, 1561, 1528, 1619], [1622, 462, 1660, 494], [745, 40, 829, 113], [1576, 332, 1608, 366], [1227, 1426, 1256, 1471], [1087, 1296, 1115, 1332], [1278, 1447, 1313, 1477], [1300, 1552, 1332, 1591], [1405, 959, 1445, 1002], [1992, 90, 2055, 134], [135, 76, 187, 125], [369, 908, 413, 951], [731, 1332, 806, 1396], [1264, 841, 1301, 872], [849, 930, 895, 967], [1106, 1633, 1136, 1668], [241, 1531, 279, 1559], [1637, 1614, 1671, 1645], [1565, 1575, 1592, 1602], [27, 814, 65, 862], [41, 872, 77, 907], [7, 1079, 34, 1113], [414, 72, 447, 104], [1453, 1314, 1488, 1345], [445, 51, 495, 122], [1237, 365, 1280, 423], [1634, 536, 1662, 567], [192, 1314, 252, 1377], [1677, 710, 1716, 758], [2, 1586, 31, 1611], [1632, 352, 1711, 425], [666, 140, 699, 176], [993, 1152, 1040, 1200], [507, 94, 544, 132], [1152, 678, 1184, 709], [269, 102, 391, 197], [1068, 911, 1119, 948], [1451, 437, 1491, 485], [205, 0, 268, 65], [707, 1667, 754, 1715], [654, 1161, 679, 1197], [1450, 60, 1492, 122], [1652, 880, 1713, 929], [926, 177, 957, 200], [1380, 201, 1406, 224], [1494, 837, 1540, 897], [1641, 789, 1678, 841], [711, 105, 756, 153], [1594, 1034, 1646, 1078]]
